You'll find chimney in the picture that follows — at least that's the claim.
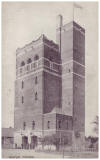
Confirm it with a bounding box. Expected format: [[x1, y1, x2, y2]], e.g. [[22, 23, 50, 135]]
[[56, 15, 63, 29], [56, 15, 63, 54]]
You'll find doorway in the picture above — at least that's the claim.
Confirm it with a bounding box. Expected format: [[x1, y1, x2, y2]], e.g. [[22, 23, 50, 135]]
[[22, 136, 29, 149], [30, 136, 37, 149]]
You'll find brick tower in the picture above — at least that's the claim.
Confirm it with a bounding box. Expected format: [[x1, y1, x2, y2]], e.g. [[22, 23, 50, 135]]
[[56, 15, 85, 150], [14, 15, 85, 150]]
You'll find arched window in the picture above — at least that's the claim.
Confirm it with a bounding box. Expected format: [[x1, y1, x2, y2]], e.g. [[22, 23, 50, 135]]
[[32, 121, 35, 130], [21, 61, 25, 66], [27, 58, 32, 64], [35, 92, 37, 100], [34, 55, 39, 61]]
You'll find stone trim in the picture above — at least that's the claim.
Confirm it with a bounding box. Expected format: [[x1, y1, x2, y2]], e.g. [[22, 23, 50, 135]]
[[17, 67, 85, 80]]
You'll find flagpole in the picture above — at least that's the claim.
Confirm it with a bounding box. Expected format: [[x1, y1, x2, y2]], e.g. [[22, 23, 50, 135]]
[[73, 3, 74, 21], [73, 3, 83, 22]]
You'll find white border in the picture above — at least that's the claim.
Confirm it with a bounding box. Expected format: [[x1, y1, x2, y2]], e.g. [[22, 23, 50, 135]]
[[0, 0, 99, 160]]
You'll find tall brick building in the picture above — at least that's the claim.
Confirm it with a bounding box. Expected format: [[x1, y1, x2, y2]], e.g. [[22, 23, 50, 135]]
[[14, 15, 85, 150]]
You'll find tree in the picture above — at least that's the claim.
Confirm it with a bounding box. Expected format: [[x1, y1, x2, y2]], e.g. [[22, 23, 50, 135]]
[[92, 115, 98, 136]]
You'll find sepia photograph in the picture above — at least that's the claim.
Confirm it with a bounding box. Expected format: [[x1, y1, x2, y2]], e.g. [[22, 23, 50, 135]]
[[2, 1, 98, 158]]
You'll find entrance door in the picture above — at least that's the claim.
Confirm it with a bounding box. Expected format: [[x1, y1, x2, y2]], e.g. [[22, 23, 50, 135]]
[[22, 136, 28, 149], [30, 136, 37, 149]]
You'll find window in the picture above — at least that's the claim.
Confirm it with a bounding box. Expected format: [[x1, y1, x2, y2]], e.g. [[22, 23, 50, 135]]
[[32, 121, 35, 130], [23, 122, 26, 130], [2, 137, 4, 145], [47, 121, 50, 129], [35, 76, 37, 84], [21, 61, 25, 67], [58, 120, 61, 129], [27, 58, 32, 64], [22, 81, 24, 89], [34, 55, 39, 61], [68, 69, 71, 73], [66, 119, 68, 129], [22, 96, 24, 104], [35, 92, 37, 100]]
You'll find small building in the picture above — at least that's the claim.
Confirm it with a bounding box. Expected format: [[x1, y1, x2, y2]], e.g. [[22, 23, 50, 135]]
[[2, 128, 14, 149]]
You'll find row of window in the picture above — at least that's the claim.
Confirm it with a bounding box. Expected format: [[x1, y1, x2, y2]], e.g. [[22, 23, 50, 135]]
[[23, 121, 35, 130], [21, 55, 39, 67], [23, 120, 72, 130], [21, 77, 37, 89]]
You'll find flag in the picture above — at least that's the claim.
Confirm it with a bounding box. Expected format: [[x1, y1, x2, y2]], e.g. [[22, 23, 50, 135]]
[[73, 3, 83, 20], [74, 3, 83, 9]]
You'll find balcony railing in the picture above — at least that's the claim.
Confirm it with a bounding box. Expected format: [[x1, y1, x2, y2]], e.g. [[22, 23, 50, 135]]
[[17, 57, 61, 77]]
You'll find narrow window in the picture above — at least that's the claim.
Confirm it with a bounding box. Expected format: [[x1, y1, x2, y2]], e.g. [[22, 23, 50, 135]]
[[32, 121, 35, 130], [58, 120, 61, 129], [47, 121, 50, 129], [68, 69, 71, 72], [22, 96, 24, 104], [35, 76, 37, 84], [66, 119, 68, 129], [35, 92, 37, 100], [23, 122, 26, 130], [27, 65, 30, 71], [22, 81, 24, 89]]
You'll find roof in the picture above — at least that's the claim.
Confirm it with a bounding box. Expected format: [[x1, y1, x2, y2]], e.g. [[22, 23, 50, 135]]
[[16, 34, 59, 55], [62, 21, 85, 33], [2, 127, 14, 137]]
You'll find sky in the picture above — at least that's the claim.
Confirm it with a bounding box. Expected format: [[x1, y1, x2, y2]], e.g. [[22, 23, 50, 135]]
[[2, 2, 98, 137]]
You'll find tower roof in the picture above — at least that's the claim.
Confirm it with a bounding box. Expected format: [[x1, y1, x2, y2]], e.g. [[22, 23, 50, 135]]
[[16, 34, 59, 55], [62, 21, 85, 33]]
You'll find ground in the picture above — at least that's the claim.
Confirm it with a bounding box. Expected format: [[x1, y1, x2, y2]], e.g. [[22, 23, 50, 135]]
[[2, 149, 98, 158]]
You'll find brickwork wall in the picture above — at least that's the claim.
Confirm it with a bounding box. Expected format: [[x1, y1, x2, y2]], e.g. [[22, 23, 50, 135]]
[[73, 22, 85, 133], [73, 22, 85, 65], [44, 45, 61, 63], [73, 62, 85, 76], [62, 74, 73, 116], [43, 71, 61, 113], [73, 74, 85, 132], [56, 22, 73, 62], [14, 71, 43, 131]]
